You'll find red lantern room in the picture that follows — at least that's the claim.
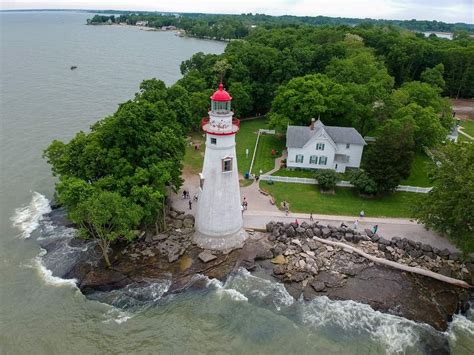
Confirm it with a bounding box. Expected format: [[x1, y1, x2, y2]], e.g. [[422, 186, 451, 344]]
[[210, 83, 232, 113]]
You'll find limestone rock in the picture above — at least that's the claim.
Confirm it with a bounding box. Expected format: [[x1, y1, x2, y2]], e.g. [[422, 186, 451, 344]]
[[271, 255, 288, 265], [198, 251, 217, 263], [311, 281, 326, 292]]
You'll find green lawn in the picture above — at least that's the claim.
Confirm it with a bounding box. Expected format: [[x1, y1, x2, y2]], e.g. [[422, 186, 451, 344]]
[[235, 117, 268, 175], [261, 181, 422, 218], [184, 117, 270, 176], [460, 120, 474, 137], [252, 133, 286, 175], [183, 132, 205, 174], [400, 152, 434, 187]]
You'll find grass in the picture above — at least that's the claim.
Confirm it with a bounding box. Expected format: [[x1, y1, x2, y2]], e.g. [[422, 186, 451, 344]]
[[261, 181, 422, 218], [183, 131, 206, 174], [400, 152, 434, 187], [251, 133, 286, 175], [235, 117, 267, 175], [183, 117, 272, 176], [460, 120, 474, 137]]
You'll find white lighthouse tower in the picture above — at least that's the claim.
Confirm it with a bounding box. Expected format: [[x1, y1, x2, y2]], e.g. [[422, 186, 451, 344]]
[[194, 83, 248, 250]]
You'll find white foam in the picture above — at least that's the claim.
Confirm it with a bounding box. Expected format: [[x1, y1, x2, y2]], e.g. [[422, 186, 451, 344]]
[[447, 313, 474, 342], [103, 308, 133, 324], [302, 296, 420, 354], [11, 192, 51, 238], [225, 268, 294, 310], [34, 248, 78, 288], [201, 275, 248, 302]]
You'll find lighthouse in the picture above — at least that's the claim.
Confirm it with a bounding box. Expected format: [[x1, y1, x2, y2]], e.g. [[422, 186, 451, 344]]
[[194, 83, 248, 250]]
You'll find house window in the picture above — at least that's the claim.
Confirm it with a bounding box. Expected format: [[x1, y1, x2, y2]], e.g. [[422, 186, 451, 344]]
[[222, 157, 233, 172], [310, 155, 318, 164], [296, 154, 304, 163], [210, 137, 217, 145], [319, 156, 327, 165], [346, 143, 350, 149], [316, 143, 325, 150]]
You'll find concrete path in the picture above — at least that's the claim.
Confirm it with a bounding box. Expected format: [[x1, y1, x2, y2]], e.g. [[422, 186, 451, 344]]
[[264, 150, 287, 175], [170, 174, 457, 252]]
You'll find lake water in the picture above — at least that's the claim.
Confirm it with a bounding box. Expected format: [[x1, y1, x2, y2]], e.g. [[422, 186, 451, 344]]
[[1, 11, 473, 354]]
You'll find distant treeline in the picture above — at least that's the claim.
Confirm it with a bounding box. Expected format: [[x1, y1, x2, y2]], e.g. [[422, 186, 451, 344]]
[[88, 11, 474, 38], [88, 12, 474, 99]]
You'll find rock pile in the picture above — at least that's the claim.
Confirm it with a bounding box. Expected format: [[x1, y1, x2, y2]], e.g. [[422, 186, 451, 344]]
[[122, 209, 196, 263], [265, 221, 473, 284]]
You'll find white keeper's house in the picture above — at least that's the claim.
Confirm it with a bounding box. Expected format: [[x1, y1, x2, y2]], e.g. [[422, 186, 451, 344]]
[[286, 118, 366, 173]]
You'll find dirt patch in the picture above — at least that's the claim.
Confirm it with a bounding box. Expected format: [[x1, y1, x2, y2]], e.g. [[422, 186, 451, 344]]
[[451, 99, 474, 120]]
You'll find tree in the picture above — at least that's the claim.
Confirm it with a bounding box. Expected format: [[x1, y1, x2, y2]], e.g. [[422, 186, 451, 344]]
[[363, 119, 415, 193], [268, 74, 355, 131], [414, 143, 474, 254], [44, 80, 186, 265], [420, 63, 445, 90], [393, 103, 447, 149], [315, 169, 339, 192], [349, 170, 378, 196], [71, 190, 142, 267], [228, 82, 252, 117]]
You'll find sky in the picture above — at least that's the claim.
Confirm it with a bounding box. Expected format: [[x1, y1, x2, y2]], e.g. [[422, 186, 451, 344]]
[[1, 0, 473, 23]]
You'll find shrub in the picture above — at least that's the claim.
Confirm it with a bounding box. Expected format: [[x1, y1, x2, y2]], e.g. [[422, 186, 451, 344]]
[[349, 170, 378, 196], [315, 169, 338, 192]]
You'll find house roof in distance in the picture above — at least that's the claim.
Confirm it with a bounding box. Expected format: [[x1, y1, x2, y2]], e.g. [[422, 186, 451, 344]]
[[286, 119, 366, 148]]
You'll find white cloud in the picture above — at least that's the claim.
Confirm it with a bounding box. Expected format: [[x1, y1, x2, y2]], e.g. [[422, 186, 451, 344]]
[[1, 0, 473, 23]]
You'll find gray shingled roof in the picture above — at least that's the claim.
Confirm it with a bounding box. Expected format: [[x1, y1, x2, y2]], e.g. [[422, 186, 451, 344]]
[[286, 120, 366, 148]]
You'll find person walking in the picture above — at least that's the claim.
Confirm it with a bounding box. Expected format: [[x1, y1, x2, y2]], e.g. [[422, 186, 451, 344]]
[[188, 200, 192, 210], [372, 224, 379, 234], [353, 219, 359, 230], [309, 213, 314, 222], [359, 210, 365, 218]]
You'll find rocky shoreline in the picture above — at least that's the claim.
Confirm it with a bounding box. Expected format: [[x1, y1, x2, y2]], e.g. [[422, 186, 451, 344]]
[[45, 207, 473, 332]]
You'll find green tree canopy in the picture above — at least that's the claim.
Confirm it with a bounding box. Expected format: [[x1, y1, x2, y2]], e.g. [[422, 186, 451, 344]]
[[414, 143, 474, 254], [363, 119, 415, 193], [268, 74, 355, 131], [44, 80, 186, 266]]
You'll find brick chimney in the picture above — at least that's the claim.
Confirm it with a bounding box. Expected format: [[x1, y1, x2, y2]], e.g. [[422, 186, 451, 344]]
[[310, 117, 316, 130]]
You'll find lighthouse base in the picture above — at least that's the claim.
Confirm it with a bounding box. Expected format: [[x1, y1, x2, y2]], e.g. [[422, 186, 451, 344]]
[[193, 228, 248, 251]]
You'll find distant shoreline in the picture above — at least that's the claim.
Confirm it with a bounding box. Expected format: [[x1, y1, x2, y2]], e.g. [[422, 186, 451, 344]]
[[88, 22, 231, 42]]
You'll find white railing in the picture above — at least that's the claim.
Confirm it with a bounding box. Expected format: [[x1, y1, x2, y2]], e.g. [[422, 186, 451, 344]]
[[259, 129, 276, 135], [396, 185, 432, 193], [260, 175, 432, 193]]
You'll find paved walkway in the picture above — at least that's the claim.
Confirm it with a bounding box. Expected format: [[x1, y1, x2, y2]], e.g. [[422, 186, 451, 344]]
[[170, 174, 457, 252]]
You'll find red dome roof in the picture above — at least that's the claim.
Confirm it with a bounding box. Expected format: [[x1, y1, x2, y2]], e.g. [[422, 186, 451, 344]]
[[210, 83, 232, 101]]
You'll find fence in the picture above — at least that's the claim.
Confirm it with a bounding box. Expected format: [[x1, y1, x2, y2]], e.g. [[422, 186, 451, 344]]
[[259, 175, 432, 193], [248, 129, 276, 175]]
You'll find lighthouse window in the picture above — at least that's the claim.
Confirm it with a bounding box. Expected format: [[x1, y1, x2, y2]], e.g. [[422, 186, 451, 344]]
[[222, 158, 233, 172], [210, 137, 217, 145]]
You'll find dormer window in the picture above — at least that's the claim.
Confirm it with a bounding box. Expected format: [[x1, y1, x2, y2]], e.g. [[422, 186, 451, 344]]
[[316, 143, 325, 150], [222, 157, 233, 172]]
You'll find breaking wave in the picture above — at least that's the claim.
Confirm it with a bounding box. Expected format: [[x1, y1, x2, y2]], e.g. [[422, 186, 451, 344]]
[[301, 297, 423, 354], [11, 192, 51, 238], [34, 248, 78, 288]]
